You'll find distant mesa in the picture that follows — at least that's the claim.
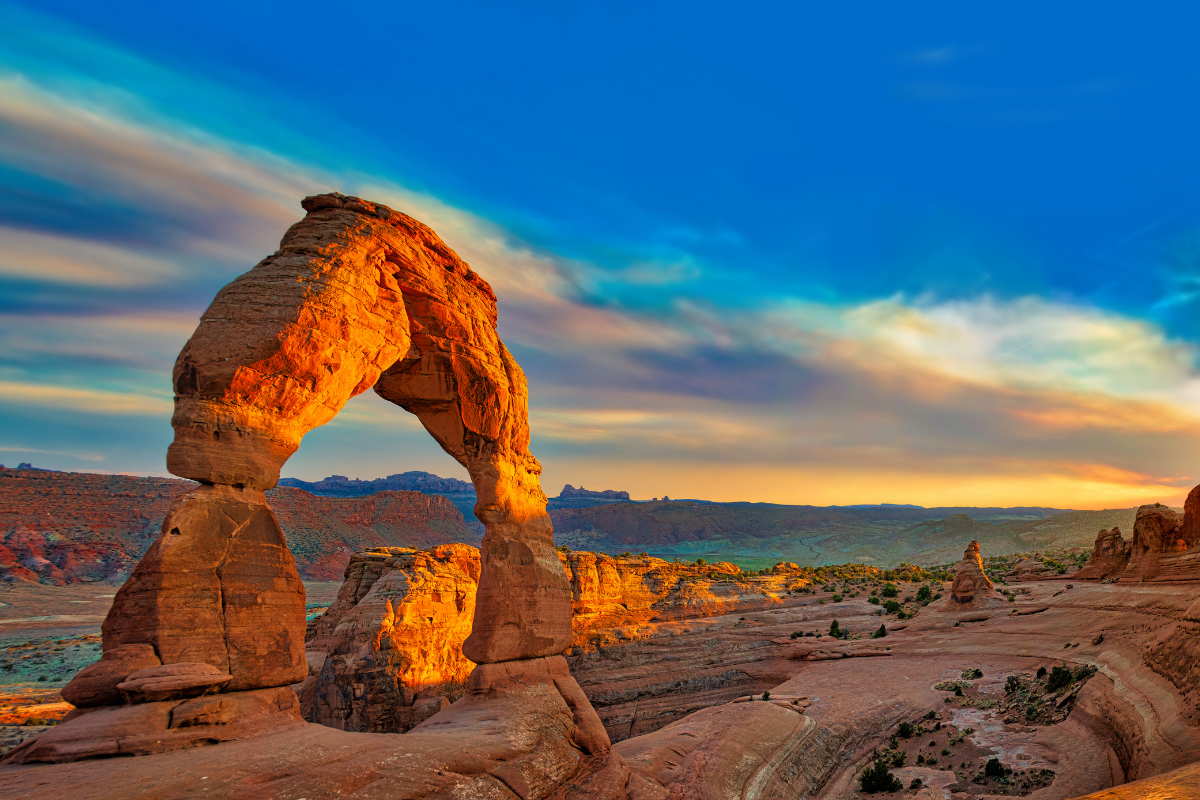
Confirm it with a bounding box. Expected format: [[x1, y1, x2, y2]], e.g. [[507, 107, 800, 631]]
[[558, 484, 630, 501]]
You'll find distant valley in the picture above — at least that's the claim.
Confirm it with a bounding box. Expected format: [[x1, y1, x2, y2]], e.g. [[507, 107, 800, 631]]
[[0, 466, 1149, 585]]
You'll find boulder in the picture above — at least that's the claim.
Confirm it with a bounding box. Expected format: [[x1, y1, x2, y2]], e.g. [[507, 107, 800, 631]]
[[60, 643, 161, 708], [117, 663, 233, 703]]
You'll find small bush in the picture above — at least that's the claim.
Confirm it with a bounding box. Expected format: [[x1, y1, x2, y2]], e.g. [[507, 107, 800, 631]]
[[832, 593, 843, 602], [762, 691, 770, 700], [868, 595, 880, 604], [916, 585, 932, 602], [1005, 675, 1021, 694], [881, 583, 899, 598], [1037, 666, 1047, 679], [941, 748, 950, 756], [883, 599, 902, 614], [910, 777, 924, 789], [790, 631, 801, 639], [897, 721, 914, 738], [1047, 665, 1073, 692], [892, 750, 906, 767], [985, 757, 1007, 778], [916, 753, 925, 765], [829, 620, 842, 638], [954, 686, 963, 696], [860, 759, 902, 793], [872, 624, 887, 639]]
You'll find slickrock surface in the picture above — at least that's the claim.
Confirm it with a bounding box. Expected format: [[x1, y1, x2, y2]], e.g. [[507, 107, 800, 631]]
[[0, 468, 473, 583]]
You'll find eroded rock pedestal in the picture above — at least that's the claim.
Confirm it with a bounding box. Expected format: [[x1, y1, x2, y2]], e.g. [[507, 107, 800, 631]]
[[942, 540, 1005, 611], [4, 194, 602, 779]]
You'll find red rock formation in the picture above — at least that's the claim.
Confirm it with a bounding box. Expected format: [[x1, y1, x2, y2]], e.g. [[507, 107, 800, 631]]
[[163, 192, 569, 664], [32, 194, 595, 765], [1182, 484, 1200, 549], [1120, 504, 1184, 581], [299, 544, 829, 734], [1074, 527, 1131, 581], [944, 540, 1004, 609], [300, 545, 479, 732]]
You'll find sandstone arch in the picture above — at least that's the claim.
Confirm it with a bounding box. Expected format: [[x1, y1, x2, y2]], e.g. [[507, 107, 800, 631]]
[[99, 193, 573, 697]]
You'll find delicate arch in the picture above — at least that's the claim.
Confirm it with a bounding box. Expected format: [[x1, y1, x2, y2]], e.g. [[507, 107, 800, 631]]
[[101, 194, 571, 693]]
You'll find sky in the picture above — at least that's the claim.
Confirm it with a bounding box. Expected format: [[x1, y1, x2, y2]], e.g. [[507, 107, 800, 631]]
[[2, 1, 1200, 508]]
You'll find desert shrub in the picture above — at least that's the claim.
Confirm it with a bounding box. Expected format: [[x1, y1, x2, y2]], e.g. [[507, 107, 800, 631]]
[[892, 750, 906, 766], [832, 593, 843, 602], [881, 583, 899, 598], [1005, 675, 1021, 694], [909, 778, 924, 789], [829, 620, 841, 637], [916, 585, 932, 602], [1036, 666, 1047, 678], [883, 600, 902, 614], [762, 691, 770, 700], [955, 687, 963, 697], [985, 757, 1007, 778], [695, 558, 706, 565], [790, 631, 801, 639], [868, 595, 880, 604], [897, 721, 914, 738], [916, 753, 924, 764], [1047, 665, 1073, 692], [925, 711, 937, 720], [941, 748, 950, 755], [872, 624, 887, 639], [860, 759, 902, 793]]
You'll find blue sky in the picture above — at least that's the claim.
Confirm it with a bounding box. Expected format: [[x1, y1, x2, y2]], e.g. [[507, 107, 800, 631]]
[[3, 1, 1200, 507]]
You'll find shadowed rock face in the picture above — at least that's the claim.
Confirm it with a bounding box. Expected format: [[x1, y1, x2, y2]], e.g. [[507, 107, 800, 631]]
[[51, 194, 577, 746], [1075, 527, 1131, 581]]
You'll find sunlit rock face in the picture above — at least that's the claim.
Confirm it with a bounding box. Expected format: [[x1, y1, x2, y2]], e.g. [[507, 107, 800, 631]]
[[301, 545, 480, 732], [300, 546, 823, 732], [946, 540, 1003, 608], [1074, 527, 1131, 580]]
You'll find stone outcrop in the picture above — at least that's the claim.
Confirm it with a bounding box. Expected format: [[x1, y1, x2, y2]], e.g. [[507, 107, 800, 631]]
[[1004, 558, 1057, 581], [1074, 527, 1131, 581], [559, 485, 630, 501], [300, 545, 480, 732], [14, 194, 595, 767], [942, 540, 1005, 609], [298, 545, 829, 733], [1119, 504, 1185, 582]]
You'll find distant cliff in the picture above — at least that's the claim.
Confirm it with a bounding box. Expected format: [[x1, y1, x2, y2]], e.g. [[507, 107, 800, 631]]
[[0, 468, 474, 583]]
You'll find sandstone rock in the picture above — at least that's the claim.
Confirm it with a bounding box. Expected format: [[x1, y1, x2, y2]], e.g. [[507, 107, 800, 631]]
[[1004, 558, 1055, 581], [162, 193, 571, 663], [1, 686, 302, 764], [944, 541, 1004, 609], [1120, 504, 1186, 581], [61, 643, 161, 708], [1075, 527, 1131, 581], [300, 545, 479, 732], [1182, 484, 1200, 549], [117, 663, 232, 703], [102, 483, 306, 693]]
